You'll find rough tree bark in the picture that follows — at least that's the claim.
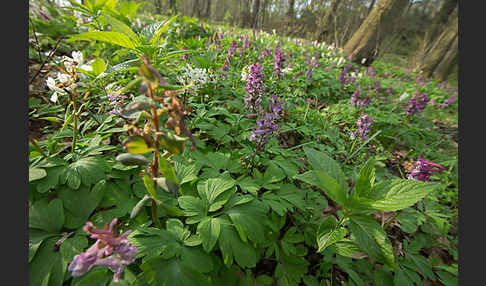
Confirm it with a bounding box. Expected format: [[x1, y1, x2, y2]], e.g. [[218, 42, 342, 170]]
[[367, 0, 377, 15], [204, 0, 212, 19], [153, 0, 162, 14], [415, 0, 458, 67], [417, 7, 458, 81], [317, 0, 342, 42], [250, 0, 261, 28], [342, 0, 409, 65]]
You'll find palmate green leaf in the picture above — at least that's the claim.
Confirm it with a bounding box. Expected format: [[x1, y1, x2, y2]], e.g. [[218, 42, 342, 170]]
[[303, 147, 347, 189], [130, 227, 179, 261], [366, 179, 441, 211], [178, 196, 207, 224], [354, 157, 375, 198], [29, 198, 65, 233], [29, 237, 66, 286], [197, 217, 221, 252], [274, 253, 309, 286], [58, 182, 106, 229], [218, 217, 257, 268], [348, 214, 395, 269], [237, 176, 260, 195], [197, 176, 235, 208], [60, 156, 107, 189], [173, 160, 200, 185], [225, 199, 267, 244], [68, 31, 139, 50]]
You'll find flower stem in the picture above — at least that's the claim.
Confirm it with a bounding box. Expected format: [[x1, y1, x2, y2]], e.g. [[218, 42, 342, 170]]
[[151, 199, 162, 229]]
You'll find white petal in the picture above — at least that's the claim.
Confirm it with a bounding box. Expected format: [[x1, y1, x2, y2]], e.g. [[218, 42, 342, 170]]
[[50, 92, 58, 102], [72, 51, 83, 65], [46, 77, 56, 90]]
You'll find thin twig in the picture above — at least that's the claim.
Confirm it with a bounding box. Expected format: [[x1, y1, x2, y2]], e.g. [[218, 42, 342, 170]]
[[29, 37, 63, 85]]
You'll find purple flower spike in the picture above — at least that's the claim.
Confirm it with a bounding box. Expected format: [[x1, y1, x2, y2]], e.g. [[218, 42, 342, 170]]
[[350, 113, 374, 140], [68, 219, 138, 282], [250, 95, 284, 150], [244, 62, 265, 111], [405, 91, 429, 115], [273, 45, 286, 78], [407, 155, 445, 181]]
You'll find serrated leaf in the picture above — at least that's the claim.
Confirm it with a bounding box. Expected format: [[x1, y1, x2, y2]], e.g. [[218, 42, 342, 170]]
[[29, 198, 65, 233], [317, 226, 347, 253], [68, 31, 139, 50], [329, 239, 368, 259], [367, 179, 441, 211], [354, 157, 375, 198], [348, 214, 395, 269], [303, 147, 347, 189], [237, 176, 260, 195]]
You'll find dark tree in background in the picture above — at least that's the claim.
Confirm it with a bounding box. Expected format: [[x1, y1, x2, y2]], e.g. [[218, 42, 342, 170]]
[[316, 0, 342, 42], [343, 0, 409, 65]]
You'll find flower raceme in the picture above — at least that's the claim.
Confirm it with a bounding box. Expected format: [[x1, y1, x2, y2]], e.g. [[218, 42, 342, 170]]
[[68, 219, 138, 283], [249, 95, 284, 150], [350, 113, 374, 140], [405, 91, 429, 115], [244, 62, 265, 111], [407, 155, 445, 182]]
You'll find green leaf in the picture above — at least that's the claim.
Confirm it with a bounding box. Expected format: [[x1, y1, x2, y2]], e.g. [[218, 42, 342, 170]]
[[59, 234, 88, 263], [197, 217, 221, 252], [225, 200, 267, 244], [218, 217, 257, 268], [104, 15, 141, 45], [143, 172, 157, 198], [173, 160, 200, 185], [36, 166, 65, 193], [366, 179, 441, 211], [348, 214, 395, 269], [197, 177, 235, 207], [71, 268, 111, 286], [123, 135, 155, 154], [138, 256, 210, 286], [314, 169, 347, 205], [303, 147, 347, 189], [61, 157, 106, 189], [29, 237, 66, 286], [237, 176, 260, 195], [178, 196, 207, 224], [96, 58, 139, 79], [397, 208, 426, 233], [89, 58, 107, 76], [119, 1, 144, 19], [354, 157, 375, 198], [58, 183, 106, 229], [329, 239, 367, 259], [372, 267, 394, 286], [29, 167, 47, 182], [130, 227, 178, 260], [263, 163, 285, 185], [158, 153, 179, 183], [293, 170, 320, 187], [29, 198, 64, 233], [317, 226, 347, 253], [68, 31, 139, 50], [149, 15, 178, 46]]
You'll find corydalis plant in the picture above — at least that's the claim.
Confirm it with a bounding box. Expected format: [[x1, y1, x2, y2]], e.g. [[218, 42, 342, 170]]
[[249, 95, 284, 151], [407, 155, 445, 181], [405, 91, 429, 115], [68, 219, 137, 282], [272, 45, 286, 78], [350, 113, 374, 140], [244, 62, 265, 111]]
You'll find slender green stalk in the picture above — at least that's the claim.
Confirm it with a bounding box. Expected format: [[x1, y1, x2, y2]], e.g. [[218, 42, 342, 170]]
[[151, 199, 162, 229], [71, 99, 78, 155]]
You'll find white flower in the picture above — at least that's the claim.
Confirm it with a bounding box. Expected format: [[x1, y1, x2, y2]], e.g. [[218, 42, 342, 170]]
[[50, 92, 58, 102], [361, 58, 367, 64], [399, 92, 410, 101], [336, 57, 344, 66], [72, 51, 83, 65], [46, 77, 57, 91], [241, 66, 249, 81], [57, 72, 70, 84]]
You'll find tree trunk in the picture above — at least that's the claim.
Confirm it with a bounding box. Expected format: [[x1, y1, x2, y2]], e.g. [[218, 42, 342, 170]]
[[342, 0, 409, 65], [154, 0, 162, 14], [168, 0, 177, 14], [204, 0, 212, 19], [317, 0, 342, 42], [250, 0, 261, 28], [417, 10, 458, 81], [367, 0, 377, 15], [415, 0, 458, 66]]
